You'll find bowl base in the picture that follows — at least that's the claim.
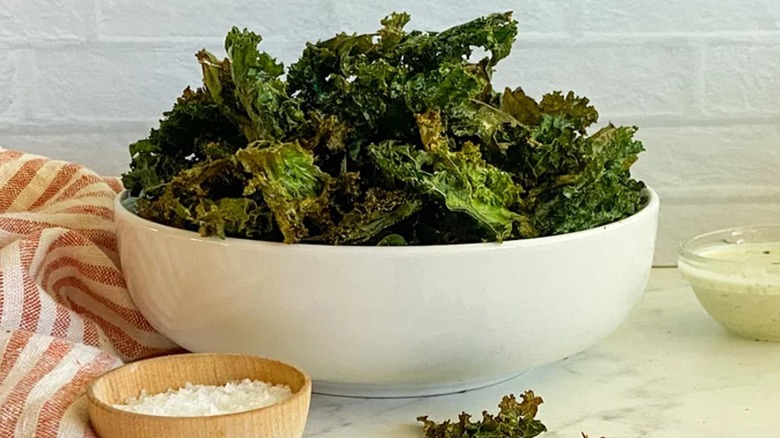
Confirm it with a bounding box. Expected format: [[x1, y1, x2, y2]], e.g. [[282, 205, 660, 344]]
[[727, 329, 780, 342], [690, 286, 780, 342], [311, 370, 527, 398]]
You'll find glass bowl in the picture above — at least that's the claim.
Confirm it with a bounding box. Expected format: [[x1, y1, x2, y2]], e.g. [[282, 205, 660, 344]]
[[677, 225, 780, 341]]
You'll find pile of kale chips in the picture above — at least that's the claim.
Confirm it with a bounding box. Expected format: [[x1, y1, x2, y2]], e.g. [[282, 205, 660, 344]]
[[123, 12, 647, 245]]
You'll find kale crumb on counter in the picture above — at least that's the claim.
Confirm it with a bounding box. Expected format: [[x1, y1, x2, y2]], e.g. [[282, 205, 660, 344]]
[[417, 391, 606, 438], [123, 11, 647, 245], [417, 391, 548, 437]]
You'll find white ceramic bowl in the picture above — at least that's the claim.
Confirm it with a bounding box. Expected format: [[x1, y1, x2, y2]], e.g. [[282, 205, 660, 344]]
[[115, 188, 659, 397]]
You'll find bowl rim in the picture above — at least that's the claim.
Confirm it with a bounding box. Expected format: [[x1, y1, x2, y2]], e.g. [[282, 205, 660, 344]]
[[114, 186, 659, 252], [677, 224, 780, 267], [86, 352, 312, 421]]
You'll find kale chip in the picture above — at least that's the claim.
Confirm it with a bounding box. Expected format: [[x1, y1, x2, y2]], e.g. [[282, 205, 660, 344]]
[[417, 391, 548, 438]]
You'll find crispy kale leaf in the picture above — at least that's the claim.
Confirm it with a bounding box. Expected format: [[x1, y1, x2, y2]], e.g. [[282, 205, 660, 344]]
[[415, 111, 534, 240], [197, 27, 304, 143], [236, 142, 331, 243], [286, 11, 517, 152], [122, 87, 245, 196], [323, 188, 422, 244], [417, 391, 548, 438], [133, 154, 281, 240], [530, 123, 646, 235], [124, 11, 647, 245], [368, 111, 532, 240]]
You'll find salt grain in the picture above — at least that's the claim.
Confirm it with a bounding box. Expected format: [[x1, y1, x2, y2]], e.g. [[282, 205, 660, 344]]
[[112, 378, 293, 417]]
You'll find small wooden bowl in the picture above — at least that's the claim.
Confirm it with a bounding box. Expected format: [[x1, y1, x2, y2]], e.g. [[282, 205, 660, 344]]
[[87, 353, 311, 438]]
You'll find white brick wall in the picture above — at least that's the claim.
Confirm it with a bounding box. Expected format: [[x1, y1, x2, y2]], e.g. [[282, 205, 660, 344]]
[[2, 0, 780, 265]]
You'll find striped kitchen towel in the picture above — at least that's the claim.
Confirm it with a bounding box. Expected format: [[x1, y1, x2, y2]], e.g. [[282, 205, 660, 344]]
[[0, 149, 180, 437]]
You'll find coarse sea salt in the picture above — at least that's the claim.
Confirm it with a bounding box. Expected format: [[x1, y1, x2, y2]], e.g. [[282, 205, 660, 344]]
[[112, 378, 293, 417]]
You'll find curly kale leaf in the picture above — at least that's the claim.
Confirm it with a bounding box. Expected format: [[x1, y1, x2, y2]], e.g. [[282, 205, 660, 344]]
[[122, 87, 245, 196], [300, 112, 350, 153], [448, 99, 523, 152], [424, 142, 532, 240], [402, 62, 482, 114], [531, 124, 646, 235], [445, 87, 645, 237], [416, 111, 534, 239], [539, 91, 599, 135], [133, 155, 273, 237], [367, 141, 430, 188], [376, 233, 408, 246], [195, 197, 278, 239], [286, 31, 379, 118], [417, 391, 548, 438], [498, 88, 598, 134], [368, 111, 534, 241], [500, 87, 542, 126], [236, 142, 332, 243], [394, 11, 517, 72], [287, 11, 518, 154], [377, 12, 411, 52], [322, 188, 422, 244], [198, 27, 304, 143]]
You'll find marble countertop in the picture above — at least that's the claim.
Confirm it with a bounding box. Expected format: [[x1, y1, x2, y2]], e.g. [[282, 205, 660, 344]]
[[303, 268, 780, 437]]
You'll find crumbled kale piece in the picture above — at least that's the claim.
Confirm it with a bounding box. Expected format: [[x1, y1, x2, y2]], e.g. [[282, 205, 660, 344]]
[[417, 391, 548, 438], [123, 11, 647, 245]]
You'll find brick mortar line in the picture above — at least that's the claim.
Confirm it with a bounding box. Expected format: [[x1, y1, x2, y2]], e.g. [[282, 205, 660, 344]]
[[0, 120, 152, 135], [0, 38, 224, 51], [655, 196, 780, 205], [649, 185, 780, 202], [582, 31, 780, 43], [602, 115, 780, 128]]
